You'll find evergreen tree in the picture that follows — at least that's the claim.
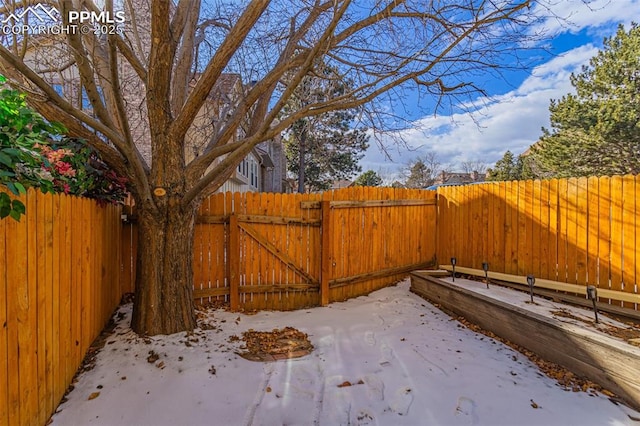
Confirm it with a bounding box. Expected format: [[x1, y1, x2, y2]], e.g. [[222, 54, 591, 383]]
[[283, 67, 369, 192], [405, 161, 432, 188], [404, 153, 442, 188], [487, 151, 517, 181], [487, 150, 536, 181], [533, 23, 640, 177], [353, 170, 383, 187]]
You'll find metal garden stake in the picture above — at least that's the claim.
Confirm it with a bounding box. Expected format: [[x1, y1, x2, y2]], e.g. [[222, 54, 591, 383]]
[[451, 257, 457, 282], [526, 275, 535, 303], [586, 285, 599, 323], [482, 262, 489, 288]]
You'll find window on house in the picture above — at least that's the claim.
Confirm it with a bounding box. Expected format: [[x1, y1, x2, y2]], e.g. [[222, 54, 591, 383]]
[[250, 161, 259, 188]]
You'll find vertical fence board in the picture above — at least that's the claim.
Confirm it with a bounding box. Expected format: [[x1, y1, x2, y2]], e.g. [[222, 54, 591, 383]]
[[565, 178, 579, 284], [192, 198, 206, 296], [0, 216, 7, 426], [454, 186, 465, 266], [610, 176, 624, 298], [362, 188, 373, 289], [547, 180, 559, 281], [439, 187, 449, 265], [272, 192, 284, 304], [24, 191, 38, 425], [622, 175, 636, 307], [482, 184, 491, 266], [538, 180, 550, 280], [71, 197, 82, 381], [586, 177, 600, 288], [61, 196, 74, 394], [470, 185, 478, 269], [516, 180, 527, 276], [452, 187, 459, 265], [465, 185, 475, 268], [597, 176, 611, 297], [492, 183, 505, 273], [488, 183, 496, 272], [229, 212, 240, 311], [531, 180, 542, 277], [37, 191, 54, 424], [36, 193, 46, 426], [281, 192, 294, 307], [81, 199, 92, 359], [213, 193, 227, 301], [51, 196, 62, 407], [5, 213, 23, 426], [556, 178, 569, 283], [576, 177, 589, 286], [503, 182, 516, 275]]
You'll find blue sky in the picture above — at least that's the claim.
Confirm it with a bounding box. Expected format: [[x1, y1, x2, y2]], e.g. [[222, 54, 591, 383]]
[[360, 0, 640, 178]]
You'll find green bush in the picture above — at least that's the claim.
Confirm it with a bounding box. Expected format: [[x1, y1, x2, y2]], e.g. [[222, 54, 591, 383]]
[[0, 75, 127, 221]]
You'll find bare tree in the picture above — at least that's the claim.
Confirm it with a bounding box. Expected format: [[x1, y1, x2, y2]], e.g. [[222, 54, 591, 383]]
[[403, 152, 444, 188], [460, 160, 487, 179], [1, 0, 544, 335]]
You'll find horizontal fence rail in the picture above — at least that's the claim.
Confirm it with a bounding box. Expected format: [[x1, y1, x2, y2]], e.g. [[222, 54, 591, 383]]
[[436, 176, 639, 309], [0, 189, 122, 426]]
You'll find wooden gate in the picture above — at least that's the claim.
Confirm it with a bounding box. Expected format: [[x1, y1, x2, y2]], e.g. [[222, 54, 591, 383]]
[[121, 188, 438, 311], [190, 191, 324, 311], [228, 210, 322, 310]]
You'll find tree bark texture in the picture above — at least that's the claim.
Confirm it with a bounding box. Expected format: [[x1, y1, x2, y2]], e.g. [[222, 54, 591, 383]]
[[131, 200, 197, 335]]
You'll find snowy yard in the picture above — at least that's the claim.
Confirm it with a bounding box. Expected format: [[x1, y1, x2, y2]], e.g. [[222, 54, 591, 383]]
[[51, 279, 639, 425]]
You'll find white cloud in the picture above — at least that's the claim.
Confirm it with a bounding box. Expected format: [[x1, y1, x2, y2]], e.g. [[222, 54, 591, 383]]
[[361, 44, 600, 173], [532, 0, 639, 35], [360, 1, 636, 177]]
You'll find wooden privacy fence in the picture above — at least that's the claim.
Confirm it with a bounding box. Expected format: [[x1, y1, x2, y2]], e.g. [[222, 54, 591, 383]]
[[437, 176, 640, 309], [121, 187, 438, 311], [6, 175, 640, 426], [0, 189, 122, 426]]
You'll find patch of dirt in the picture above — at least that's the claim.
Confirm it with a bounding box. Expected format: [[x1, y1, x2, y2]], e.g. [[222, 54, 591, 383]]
[[550, 308, 640, 342], [463, 274, 640, 344], [195, 299, 228, 310], [550, 308, 586, 323], [232, 327, 314, 362]]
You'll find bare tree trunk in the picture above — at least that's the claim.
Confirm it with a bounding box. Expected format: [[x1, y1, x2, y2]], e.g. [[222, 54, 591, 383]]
[[297, 127, 307, 193], [131, 199, 197, 335]]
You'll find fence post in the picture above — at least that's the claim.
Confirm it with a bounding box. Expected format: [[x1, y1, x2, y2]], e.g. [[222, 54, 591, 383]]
[[320, 200, 332, 306], [229, 213, 240, 310]]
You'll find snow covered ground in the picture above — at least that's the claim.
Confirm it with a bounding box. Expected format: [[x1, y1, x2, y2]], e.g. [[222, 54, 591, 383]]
[[51, 279, 640, 426]]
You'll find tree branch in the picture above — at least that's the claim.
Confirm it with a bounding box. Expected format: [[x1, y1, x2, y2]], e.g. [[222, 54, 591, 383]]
[[169, 0, 270, 142]]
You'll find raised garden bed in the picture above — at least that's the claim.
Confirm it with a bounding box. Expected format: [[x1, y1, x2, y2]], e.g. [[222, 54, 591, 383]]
[[410, 270, 640, 411]]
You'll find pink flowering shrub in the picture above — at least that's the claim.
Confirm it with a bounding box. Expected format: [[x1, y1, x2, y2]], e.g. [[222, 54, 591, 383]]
[[1, 75, 127, 220], [35, 139, 128, 204]]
